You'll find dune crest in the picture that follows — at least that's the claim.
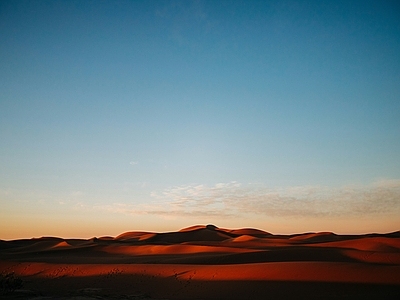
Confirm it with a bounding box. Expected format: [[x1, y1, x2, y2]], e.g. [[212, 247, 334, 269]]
[[1, 225, 400, 299], [231, 235, 258, 242], [115, 231, 154, 241], [179, 224, 218, 232]]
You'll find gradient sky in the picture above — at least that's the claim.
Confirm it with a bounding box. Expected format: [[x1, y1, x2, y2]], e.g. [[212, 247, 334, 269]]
[[1, 0, 400, 239]]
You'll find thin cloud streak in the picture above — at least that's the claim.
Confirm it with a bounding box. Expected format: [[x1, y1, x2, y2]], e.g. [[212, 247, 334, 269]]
[[91, 180, 400, 219]]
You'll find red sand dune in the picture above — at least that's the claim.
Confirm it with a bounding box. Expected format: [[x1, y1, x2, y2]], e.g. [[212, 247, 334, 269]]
[[1, 225, 400, 299]]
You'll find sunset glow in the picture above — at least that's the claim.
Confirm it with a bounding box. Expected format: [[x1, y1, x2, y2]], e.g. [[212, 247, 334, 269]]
[[1, 0, 400, 239]]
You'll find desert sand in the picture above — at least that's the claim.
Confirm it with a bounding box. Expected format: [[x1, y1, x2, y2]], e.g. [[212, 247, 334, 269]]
[[1, 224, 400, 299]]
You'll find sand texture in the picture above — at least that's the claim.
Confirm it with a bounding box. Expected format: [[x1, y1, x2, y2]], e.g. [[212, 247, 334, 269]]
[[1, 225, 400, 299]]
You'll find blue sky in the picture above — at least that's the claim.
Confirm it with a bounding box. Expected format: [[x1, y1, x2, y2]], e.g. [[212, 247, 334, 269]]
[[1, 0, 400, 238]]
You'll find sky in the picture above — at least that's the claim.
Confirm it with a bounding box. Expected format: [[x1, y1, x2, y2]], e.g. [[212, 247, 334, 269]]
[[1, 0, 400, 239]]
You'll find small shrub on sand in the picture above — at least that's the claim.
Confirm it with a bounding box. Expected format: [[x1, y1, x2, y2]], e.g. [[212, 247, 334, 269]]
[[0, 272, 23, 294]]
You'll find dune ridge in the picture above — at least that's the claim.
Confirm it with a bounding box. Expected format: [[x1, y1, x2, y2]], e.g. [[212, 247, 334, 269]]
[[1, 225, 399, 299]]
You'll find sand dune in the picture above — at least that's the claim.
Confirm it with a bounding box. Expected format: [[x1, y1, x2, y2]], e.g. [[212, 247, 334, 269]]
[[1, 225, 399, 299]]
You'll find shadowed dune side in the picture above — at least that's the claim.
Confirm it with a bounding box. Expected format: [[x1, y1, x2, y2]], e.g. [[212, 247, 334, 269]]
[[115, 225, 234, 244], [1, 226, 400, 299], [1, 261, 400, 299], [311, 236, 400, 252], [145, 226, 234, 244], [1, 226, 400, 265], [218, 227, 272, 238], [115, 231, 157, 242], [343, 249, 400, 264], [2, 271, 400, 299], [102, 244, 260, 256], [2, 260, 400, 283], [0, 238, 66, 253]]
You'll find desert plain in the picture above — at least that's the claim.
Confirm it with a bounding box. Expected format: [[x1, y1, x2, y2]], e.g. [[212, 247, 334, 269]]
[[1, 224, 400, 299]]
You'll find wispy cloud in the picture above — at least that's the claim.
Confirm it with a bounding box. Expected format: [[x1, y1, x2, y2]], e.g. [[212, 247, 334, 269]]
[[90, 180, 400, 219]]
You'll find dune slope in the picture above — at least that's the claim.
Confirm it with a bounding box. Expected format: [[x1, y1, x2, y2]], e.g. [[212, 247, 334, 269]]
[[1, 225, 399, 299]]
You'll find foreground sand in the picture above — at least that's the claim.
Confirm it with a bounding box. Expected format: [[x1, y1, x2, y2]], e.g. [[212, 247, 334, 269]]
[[1, 225, 400, 299]]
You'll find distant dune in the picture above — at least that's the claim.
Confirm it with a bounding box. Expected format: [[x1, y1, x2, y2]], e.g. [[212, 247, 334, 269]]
[[1, 225, 400, 299]]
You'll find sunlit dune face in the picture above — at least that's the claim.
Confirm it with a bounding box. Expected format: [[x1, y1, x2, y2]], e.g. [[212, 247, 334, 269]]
[[1, 225, 400, 299], [2, 261, 400, 285], [101, 244, 261, 255]]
